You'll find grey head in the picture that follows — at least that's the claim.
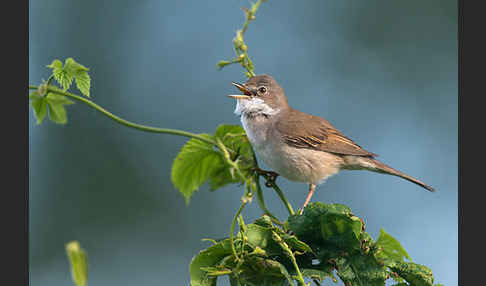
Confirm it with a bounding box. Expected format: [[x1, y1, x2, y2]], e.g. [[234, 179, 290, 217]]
[[228, 74, 290, 117]]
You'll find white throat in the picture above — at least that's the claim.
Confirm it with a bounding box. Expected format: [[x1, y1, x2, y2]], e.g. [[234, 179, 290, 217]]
[[233, 97, 280, 117]]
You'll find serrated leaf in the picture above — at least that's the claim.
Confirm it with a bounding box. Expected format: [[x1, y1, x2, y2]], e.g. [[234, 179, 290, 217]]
[[171, 135, 224, 204], [375, 228, 411, 263], [47, 58, 90, 94], [74, 71, 91, 97], [29, 93, 48, 124], [334, 254, 387, 286], [64, 57, 89, 73], [189, 239, 233, 286], [64, 58, 91, 97], [47, 59, 63, 69], [45, 93, 74, 125], [208, 125, 254, 191], [65, 241, 88, 286], [53, 68, 74, 90], [288, 202, 363, 255], [389, 262, 434, 286], [320, 212, 363, 252]]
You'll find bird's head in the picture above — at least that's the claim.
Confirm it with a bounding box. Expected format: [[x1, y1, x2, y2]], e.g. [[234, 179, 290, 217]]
[[228, 74, 289, 117]]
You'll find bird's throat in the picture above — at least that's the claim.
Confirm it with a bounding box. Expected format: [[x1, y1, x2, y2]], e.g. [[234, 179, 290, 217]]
[[234, 97, 280, 118]]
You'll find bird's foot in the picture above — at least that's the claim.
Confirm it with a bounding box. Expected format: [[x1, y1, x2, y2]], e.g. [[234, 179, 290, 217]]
[[253, 167, 279, 187]]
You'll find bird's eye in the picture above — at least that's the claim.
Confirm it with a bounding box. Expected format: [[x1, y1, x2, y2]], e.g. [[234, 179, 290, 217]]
[[258, 86, 267, 94]]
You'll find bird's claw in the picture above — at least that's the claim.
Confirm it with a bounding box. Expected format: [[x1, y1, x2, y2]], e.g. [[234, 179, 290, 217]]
[[253, 167, 279, 187]]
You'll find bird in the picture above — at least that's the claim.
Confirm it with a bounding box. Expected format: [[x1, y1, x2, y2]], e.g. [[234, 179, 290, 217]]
[[227, 74, 435, 213]]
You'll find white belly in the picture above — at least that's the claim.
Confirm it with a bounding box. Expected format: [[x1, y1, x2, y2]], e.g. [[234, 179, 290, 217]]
[[241, 116, 343, 185]]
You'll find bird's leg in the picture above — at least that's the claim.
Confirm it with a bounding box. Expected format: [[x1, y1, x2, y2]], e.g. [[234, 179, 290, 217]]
[[253, 167, 279, 187], [299, 184, 316, 215]]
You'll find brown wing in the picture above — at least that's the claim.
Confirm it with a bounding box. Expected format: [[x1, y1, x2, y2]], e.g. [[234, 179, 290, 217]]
[[275, 109, 377, 157]]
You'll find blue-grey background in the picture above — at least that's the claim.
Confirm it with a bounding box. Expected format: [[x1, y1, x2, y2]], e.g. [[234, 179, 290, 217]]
[[29, 1, 457, 285]]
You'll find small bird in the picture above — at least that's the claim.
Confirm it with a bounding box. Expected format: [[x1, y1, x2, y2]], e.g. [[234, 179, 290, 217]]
[[227, 74, 434, 212]]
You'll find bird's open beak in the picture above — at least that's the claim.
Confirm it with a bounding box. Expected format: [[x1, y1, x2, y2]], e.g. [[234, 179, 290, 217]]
[[227, 82, 252, 100]]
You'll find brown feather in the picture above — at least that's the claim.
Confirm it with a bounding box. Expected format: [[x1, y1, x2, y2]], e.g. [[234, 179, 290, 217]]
[[276, 108, 377, 157]]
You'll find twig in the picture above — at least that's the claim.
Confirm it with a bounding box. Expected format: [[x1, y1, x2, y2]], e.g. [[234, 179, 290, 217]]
[[217, 0, 267, 78]]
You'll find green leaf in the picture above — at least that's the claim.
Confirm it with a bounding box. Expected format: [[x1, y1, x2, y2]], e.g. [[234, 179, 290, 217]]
[[47, 58, 91, 96], [75, 70, 91, 97], [245, 224, 273, 249], [375, 228, 411, 263], [45, 93, 75, 124], [171, 134, 224, 204], [389, 262, 434, 286], [301, 268, 334, 284], [64, 57, 89, 73], [288, 202, 363, 256], [320, 211, 363, 252], [280, 233, 313, 255], [208, 164, 240, 191], [47, 101, 68, 124], [29, 93, 48, 124], [331, 254, 388, 286], [213, 125, 251, 159], [65, 241, 88, 286], [53, 68, 74, 90], [231, 256, 295, 286], [47, 59, 63, 69], [46, 93, 75, 106], [253, 215, 274, 228], [216, 60, 232, 69], [64, 58, 91, 97], [208, 125, 254, 191], [47, 58, 73, 90], [189, 239, 233, 286], [199, 266, 232, 277]]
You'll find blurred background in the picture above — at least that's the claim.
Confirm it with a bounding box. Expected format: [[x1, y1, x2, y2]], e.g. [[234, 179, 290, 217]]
[[29, 0, 457, 285]]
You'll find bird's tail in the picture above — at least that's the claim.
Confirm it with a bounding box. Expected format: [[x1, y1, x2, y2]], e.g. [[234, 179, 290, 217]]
[[344, 157, 435, 192]]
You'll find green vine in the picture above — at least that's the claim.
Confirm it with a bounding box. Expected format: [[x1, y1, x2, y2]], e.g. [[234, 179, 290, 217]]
[[30, 1, 442, 286], [217, 0, 267, 78]]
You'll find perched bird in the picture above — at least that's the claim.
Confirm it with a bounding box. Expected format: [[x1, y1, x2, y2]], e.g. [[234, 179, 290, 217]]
[[227, 74, 434, 212]]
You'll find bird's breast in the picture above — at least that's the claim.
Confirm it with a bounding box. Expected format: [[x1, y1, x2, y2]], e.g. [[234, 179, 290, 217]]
[[241, 115, 344, 185], [240, 115, 269, 151]]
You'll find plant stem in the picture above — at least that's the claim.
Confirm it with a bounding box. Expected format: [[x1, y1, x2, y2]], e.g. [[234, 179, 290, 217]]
[[241, 0, 265, 34], [29, 85, 216, 146], [218, 0, 266, 78], [230, 201, 248, 261], [272, 232, 307, 286], [272, 183, 295, 216], [261, 174, 295, 216], [46, 75, 55, 86], [215, 138, 248, 183], [254, 175, 284, 226]]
